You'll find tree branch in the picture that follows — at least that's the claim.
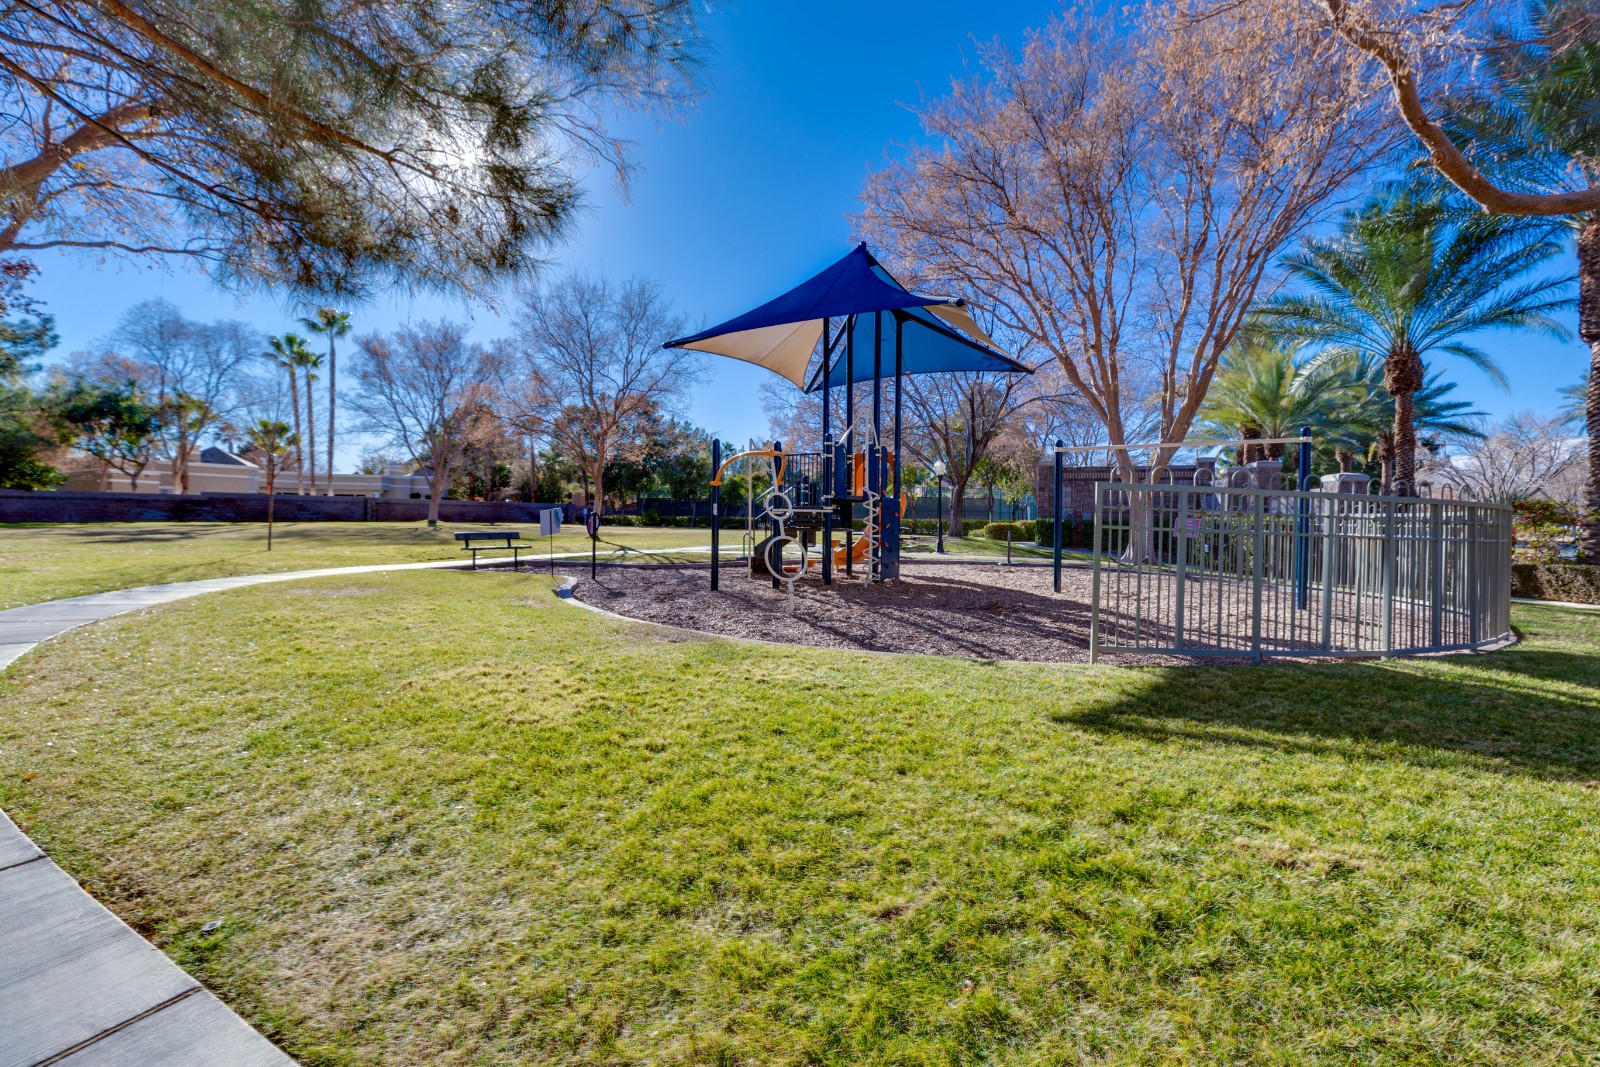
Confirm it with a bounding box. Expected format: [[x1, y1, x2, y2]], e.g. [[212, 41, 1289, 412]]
[[1315, 0, 1600, 216]]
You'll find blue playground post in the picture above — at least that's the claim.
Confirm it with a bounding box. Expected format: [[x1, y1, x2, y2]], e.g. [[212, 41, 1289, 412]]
[[771, 439, 783, 590], [710, 437, 721, 591], [821, 318, 833, 586]]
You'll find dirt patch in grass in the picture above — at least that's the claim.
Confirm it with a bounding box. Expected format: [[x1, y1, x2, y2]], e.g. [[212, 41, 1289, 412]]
[[562, 561, 1216, 665]]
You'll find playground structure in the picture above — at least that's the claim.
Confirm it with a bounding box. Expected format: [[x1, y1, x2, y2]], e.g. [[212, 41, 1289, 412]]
[[706, 433, 913, 592], [666, 243, 1030, 591], [645, 245, 1514, 663]]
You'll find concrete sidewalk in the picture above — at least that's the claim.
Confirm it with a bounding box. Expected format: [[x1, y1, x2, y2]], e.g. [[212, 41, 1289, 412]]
[[0, 546, 718, 669]]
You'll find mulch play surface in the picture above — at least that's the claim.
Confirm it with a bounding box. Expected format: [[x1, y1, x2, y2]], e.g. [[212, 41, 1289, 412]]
[[560, 561, 1217, 665]]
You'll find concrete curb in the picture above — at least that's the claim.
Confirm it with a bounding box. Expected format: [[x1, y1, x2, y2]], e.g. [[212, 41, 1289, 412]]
[[1511, 596, 1600, 612]]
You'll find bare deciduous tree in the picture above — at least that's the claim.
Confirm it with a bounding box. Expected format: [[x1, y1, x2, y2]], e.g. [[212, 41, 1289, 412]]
[[901, 372, 1035, 537], [512, 274, 698, 514], [348, 320, 489, 525], [68, 299, 256, 492], [859, 1, 1393, 482], [1421, 412, 1585, 503]]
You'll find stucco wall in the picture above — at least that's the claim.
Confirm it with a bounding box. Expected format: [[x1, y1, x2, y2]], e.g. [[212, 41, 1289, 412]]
[[0, 490, 558, 524]]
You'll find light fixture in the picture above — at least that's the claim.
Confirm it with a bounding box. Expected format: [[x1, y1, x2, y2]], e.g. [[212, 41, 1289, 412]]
[[932, 459, 946, 477]]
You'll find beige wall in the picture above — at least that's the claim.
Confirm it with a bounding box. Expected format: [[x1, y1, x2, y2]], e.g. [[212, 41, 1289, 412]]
[[62, 453, 435, 499]]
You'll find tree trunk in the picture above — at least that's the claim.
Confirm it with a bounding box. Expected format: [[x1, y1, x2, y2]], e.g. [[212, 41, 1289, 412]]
[[1390, 392, 1417, 497], [305, 369, 318, 495], [1335, 448, 1355, 473], [591, 460, 606, 517], [1239, 424, 1262, 465], [326, 339, 337, 496], [1577, 218, 1600, 563], [288, 371, 303, 495], [427, 455, 448, 526], [948, 473, 970, 538], [528, 437, 538, 503], [1385, 344, 1425, 498], [265, 465, 276, 551], [175, 423, 191, 494]]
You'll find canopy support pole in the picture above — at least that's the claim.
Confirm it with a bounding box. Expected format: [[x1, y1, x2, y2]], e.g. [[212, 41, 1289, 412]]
[[872, 309, 883, 581], [821, 317, 833, 587], [890, 313, 903, 580], [845, 315, 855, 577], [710, 437, 720, 591]]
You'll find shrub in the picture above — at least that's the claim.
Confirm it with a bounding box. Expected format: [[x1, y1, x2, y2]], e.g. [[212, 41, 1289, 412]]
[[1511, 562, 1600, 605], [982, 520, 1034, 541], [1033, 517, 1071, 546], [1512, 499, 1582, 563]]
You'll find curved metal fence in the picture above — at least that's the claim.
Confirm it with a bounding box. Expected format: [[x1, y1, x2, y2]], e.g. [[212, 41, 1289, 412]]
[[1089, 483, 1515, 662]]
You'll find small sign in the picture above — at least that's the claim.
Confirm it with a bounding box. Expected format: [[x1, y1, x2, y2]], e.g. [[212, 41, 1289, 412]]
[[584, 511, 600, 538], [539, 508, 562, 537], [1184, 516, 1204, 539]]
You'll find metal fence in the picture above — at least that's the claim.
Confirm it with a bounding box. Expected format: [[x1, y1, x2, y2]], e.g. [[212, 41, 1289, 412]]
[[1089, 483, 1515, 662]]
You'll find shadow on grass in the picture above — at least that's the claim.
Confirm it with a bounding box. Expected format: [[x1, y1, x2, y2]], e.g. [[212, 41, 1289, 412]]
[[1053, 621, 1600, 783]]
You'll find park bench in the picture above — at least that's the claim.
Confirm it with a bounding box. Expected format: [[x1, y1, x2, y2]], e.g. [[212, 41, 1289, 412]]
[[455, 530, 532, 571]]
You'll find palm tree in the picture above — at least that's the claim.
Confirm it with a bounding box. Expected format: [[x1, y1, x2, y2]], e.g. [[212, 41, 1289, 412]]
[[1560, 372, 1589, 427], [300, 308, 352, 496], [294, 345, 324, 494], [1254, 193, 1571, 496], [1310, 352, 1486, 491], [1434, 0, 1600, 555], [1197, 338, 1347, 472], [264, 333, 311, 495], [246, 419, 296, 550]]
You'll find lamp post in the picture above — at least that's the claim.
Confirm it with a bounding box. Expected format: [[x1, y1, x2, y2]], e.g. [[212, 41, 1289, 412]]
[[932, 459, 947, 554]]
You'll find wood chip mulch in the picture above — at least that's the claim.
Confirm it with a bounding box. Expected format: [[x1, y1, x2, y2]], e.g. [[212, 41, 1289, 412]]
[[559, 561, 1223, 665]]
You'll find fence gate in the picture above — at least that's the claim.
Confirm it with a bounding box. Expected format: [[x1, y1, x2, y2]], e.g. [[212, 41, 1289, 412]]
[[1088, 482, 1514, 663]]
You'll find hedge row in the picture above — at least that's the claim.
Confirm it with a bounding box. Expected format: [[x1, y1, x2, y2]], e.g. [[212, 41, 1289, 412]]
[[601, 515, 747, 529], [901, 518, 990, 536], [1032, 517, 1095, 550], [599, 516, 998, 535], [981, 520, 1034, 541], [1511, 562, 1600, 605]]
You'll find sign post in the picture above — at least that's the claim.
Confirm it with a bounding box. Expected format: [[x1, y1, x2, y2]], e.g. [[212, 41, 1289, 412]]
[[539, 507, 562, 573]]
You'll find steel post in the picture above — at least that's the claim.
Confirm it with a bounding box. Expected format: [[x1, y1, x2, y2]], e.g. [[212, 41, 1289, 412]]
[[1251, 490, 1265, 663], [1089, 479, 1102, 663], [710, 438, 720, 591], [1174, 487, 1188, 649], [1052, 440, 1064, 593]]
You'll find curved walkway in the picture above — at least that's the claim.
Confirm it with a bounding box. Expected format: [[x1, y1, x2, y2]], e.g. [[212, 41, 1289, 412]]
[[0, 557, 516, 1067]]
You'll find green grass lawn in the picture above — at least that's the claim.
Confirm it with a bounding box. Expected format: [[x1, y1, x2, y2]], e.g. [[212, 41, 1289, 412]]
[[0, 522, 717, 608], [1, 570, 1597, 1065]]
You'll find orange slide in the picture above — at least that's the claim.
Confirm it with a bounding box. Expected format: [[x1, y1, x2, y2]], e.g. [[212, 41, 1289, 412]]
[[833, 534, 872, 568]]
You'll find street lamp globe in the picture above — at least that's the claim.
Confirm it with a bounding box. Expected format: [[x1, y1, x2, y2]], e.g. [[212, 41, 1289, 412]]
[[932, 459, 946, 477]]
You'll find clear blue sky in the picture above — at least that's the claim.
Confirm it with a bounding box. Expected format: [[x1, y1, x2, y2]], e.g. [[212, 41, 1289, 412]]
[[27, 1, 1584, 467]]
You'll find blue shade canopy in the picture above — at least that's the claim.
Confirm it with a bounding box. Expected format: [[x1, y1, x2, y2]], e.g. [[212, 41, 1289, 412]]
[[803, 302, 1031, 392], [663, 243, 1029, 388]]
